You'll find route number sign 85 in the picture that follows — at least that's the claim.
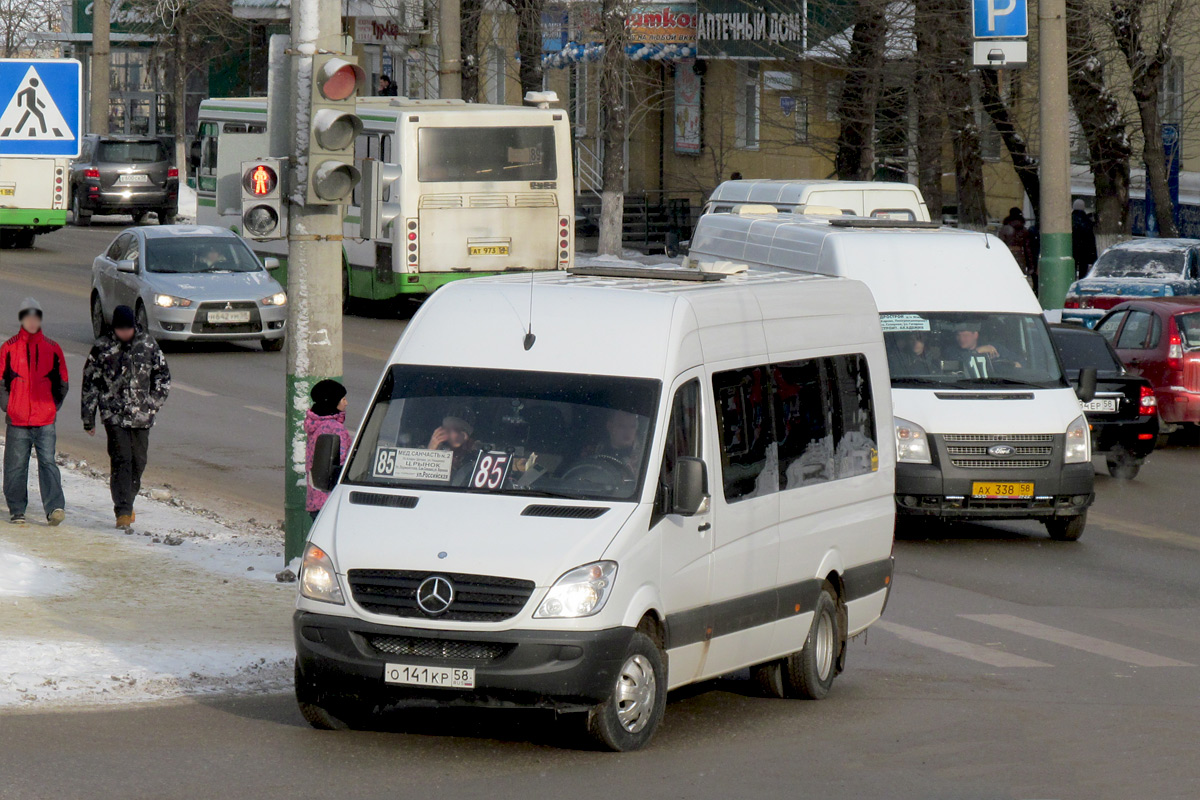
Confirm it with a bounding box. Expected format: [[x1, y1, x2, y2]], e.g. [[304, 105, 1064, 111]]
[[472, 451, 512, 490]]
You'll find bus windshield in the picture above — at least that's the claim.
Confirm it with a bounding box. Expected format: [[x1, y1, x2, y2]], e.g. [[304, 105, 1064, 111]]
[[417, 126, 557, 183], [883, 312, 1067, 389], [344, 365, 660, 501]]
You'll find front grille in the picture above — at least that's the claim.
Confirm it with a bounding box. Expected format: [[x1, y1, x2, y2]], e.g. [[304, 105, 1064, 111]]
[[191, 301, 262, 334], [347, 569, 536, 622], [364, 634, 513, 661], [941, 434, 1054, 443], [946, 445, 1053, 456], [950, 458, 1051, 469]]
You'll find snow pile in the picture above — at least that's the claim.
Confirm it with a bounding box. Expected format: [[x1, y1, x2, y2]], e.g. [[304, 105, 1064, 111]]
[[177, 183, 198, 221], [0, 548, 76, 598]]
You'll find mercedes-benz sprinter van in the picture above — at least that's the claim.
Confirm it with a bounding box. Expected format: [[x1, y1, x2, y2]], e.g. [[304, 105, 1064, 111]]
[[297, 265, 896, 751], [686, 211, 1096, 541]]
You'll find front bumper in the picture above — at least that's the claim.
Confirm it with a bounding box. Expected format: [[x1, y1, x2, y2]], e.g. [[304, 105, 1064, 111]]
[[147, 302, 287, 342], [294, 611, 635, 710], [895, 461, 1094, 520]]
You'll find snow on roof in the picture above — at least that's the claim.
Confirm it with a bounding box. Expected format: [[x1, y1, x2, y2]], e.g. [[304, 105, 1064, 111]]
[[1110, 238, 1200, 253]]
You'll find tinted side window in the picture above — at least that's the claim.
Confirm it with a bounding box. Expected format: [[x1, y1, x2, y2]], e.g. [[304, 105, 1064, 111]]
[[773, 358, 832, 489], [106, 235, 126, 260], [1117, 311, 1153, 349], [1095, 312, 1125, 344], [713, 366, 774, 502], [660, 380, 702, 503], [828, 354, 878, 479]]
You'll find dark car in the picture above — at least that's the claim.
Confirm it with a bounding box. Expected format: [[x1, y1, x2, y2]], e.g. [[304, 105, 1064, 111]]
[[70, 135, 178, 226], [1049, 323, 1158, 479], [1094, 298, 1200, 432], [1062, 239, 1200, 327]]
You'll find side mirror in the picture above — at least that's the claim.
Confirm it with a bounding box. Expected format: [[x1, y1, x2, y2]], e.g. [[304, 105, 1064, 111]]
[[116, 258, 138, 273], [311, 433, 341, 493], [1076, 367, 1098, 404], [672, 457, 709, 516], [262, 257, 280, 270]]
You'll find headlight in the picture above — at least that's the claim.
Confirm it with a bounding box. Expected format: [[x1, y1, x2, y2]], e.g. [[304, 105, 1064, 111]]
[[261, 291, 287, 306], [534, 561, 617, 619], [153, 293, 192, 308], [1064, 415, 1091, 464], [894, 417, 932, 464], [299, 544, 345, 604]]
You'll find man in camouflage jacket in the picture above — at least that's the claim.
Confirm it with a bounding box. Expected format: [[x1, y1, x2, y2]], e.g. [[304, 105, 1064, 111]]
[[81, 305, 171, 528]]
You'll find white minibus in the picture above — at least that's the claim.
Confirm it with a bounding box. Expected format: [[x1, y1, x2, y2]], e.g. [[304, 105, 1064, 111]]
[[297, 265, 896, 750], [703, 179, 931, 222], [686, 211, 1097, 541]]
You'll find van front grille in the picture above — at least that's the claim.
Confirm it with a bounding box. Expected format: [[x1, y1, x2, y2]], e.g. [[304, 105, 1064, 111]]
[[941, 434, 1054, 443], [364, 634, 513, 661], [950, 458, 1052, 470], [347, 569, 535, 622]]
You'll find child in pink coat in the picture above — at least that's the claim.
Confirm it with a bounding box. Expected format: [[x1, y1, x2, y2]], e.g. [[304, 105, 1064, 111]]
[[304, 379, 352, 520]]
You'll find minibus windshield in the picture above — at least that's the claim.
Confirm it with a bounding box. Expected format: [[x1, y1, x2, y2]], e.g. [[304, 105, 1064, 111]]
[[882, 312, 1067, 389], [343, 366, 661, 501]]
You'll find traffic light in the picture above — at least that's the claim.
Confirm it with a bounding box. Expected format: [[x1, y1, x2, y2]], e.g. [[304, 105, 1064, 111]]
[[241, 158, 286, 240], [308, 54, 365, 205], [359, 158, 404, 241]]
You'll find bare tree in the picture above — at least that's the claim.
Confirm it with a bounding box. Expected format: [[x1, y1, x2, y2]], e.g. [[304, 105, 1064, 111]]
[[597, 0, 630, 255], [1108, 0, 1184, 237], [834, 0, 888, 180], [461, 0, 482, 100], [0, 0, 58, 56], [504, 0, 545, 99], [979, 69, 1040, 220], [913, 0, 945, 216], [940, 2, 986, 228]]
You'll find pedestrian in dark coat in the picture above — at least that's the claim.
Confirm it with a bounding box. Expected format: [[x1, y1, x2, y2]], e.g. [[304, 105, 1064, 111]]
[[1072, 199, 1098, 280], [1, 297, 68, 525], [81, 305, 171, 528]]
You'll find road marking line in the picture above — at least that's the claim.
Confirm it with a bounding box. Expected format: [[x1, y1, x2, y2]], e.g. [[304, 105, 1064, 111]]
[[245, 404, 285, 418], [1090, 513, 1200, 553], [960, 614, 1193, 667], [173, 381, 216, 397], [876, 621, 1052, 668]]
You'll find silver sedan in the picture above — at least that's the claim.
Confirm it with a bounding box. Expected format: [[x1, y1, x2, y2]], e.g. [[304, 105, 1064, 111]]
[[90, 225, 288, 351]]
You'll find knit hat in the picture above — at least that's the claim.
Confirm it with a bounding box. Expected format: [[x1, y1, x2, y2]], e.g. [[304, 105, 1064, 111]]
[[442, 406, 475, 435], [310, 379, 347, 417], [112, 305, 137, 330], [18, 297, 42, 320]]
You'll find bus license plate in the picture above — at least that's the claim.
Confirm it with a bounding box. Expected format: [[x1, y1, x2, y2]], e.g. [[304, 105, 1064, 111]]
[[207, 311, 251, 324], [972, 482, 1034, 499], [385, 664, 475, 689], [1081, 398, 1117, 413], [469, 245, 509, 256]]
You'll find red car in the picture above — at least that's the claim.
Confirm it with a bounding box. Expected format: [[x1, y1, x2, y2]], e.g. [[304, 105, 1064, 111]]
[[1094, 298, 1200, 429]]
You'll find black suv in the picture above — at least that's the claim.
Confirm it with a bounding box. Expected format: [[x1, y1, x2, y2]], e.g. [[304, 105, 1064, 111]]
[[70, 135, 178, 226]]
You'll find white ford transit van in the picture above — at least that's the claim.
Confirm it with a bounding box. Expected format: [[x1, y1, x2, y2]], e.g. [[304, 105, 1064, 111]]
[[297, 265, 896, 751], [686, 212, 1096, 541], [704, 179, 932, 222]]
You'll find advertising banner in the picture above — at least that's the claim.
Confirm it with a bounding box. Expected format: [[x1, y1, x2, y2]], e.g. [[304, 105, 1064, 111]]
[[674, 58, 702, 154], [628, 4, 698, 45], [696, 0, 805, 59]]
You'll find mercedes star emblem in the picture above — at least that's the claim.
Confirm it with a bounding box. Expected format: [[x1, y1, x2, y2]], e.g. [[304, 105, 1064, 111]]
[[416, 576, 454, 615]]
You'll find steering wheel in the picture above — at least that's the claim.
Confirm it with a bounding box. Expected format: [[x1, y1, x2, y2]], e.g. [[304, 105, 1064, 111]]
[[561, 455, 635, 491]]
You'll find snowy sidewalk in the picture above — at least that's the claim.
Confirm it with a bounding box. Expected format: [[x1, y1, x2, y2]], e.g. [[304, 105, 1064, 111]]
[[0, 440, 297, 710]]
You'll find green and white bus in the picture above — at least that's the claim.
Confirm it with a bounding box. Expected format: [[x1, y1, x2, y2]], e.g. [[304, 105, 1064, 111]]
[[0, 157, 69, 248], [194, 95, 574, 301]]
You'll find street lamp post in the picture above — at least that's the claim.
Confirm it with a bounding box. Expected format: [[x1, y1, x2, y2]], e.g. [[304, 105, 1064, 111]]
[[1037, 0, 1075, 308]]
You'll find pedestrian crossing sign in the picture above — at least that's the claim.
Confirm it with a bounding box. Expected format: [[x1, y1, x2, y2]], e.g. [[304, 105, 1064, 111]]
[[0, 59, 82, 158]]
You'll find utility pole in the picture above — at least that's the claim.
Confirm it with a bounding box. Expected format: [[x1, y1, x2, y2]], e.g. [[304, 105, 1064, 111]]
[[439, 0, 462, 99], [1037, 0, 1075, 308], [283, 0, 348, 562], [89, 0, 110, 134]]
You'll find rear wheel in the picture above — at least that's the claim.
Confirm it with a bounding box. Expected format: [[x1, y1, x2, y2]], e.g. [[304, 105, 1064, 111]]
[[158, 208, 176, 225], [132, 211, 149, 225], [72, 194, 92, 227], [584, 631, 667, 752], [1106, 452, 1141, 480], [91, 294, 107, 340], [781, 583, 842, 700], [1046, 510, 1087, 542]]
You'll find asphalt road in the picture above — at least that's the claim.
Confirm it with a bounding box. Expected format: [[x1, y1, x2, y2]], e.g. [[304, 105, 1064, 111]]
[[0, 220, 411, 521], [2, 226, 1200, 799]]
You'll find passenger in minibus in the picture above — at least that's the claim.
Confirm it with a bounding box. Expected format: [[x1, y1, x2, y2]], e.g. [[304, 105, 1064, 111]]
[[427, 407, 481, 474]]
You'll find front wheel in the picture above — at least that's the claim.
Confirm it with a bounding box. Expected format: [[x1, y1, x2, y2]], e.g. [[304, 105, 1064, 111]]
[[1046, 510, 1087, 542], [294, 660, 371, 731], [91, 294, 107, 340], [585, 631, 667, 752], [261, 337, 285, 352], [135, 303, 151, 337]]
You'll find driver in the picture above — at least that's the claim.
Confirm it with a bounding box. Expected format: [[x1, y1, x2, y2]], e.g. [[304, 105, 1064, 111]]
[[952, 322, 1020, 373], [427, 407, 481, 473], [584, 409, 642, 473], [197, 245, 227, 269]]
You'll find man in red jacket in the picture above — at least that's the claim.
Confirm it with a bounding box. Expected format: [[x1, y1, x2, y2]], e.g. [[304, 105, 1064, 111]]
[[1, 298, 68, 525]]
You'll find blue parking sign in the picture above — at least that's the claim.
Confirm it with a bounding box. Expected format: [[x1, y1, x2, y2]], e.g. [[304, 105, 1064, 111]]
[[972, 0, 1028, 39], [0, 59, 82, 158]]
